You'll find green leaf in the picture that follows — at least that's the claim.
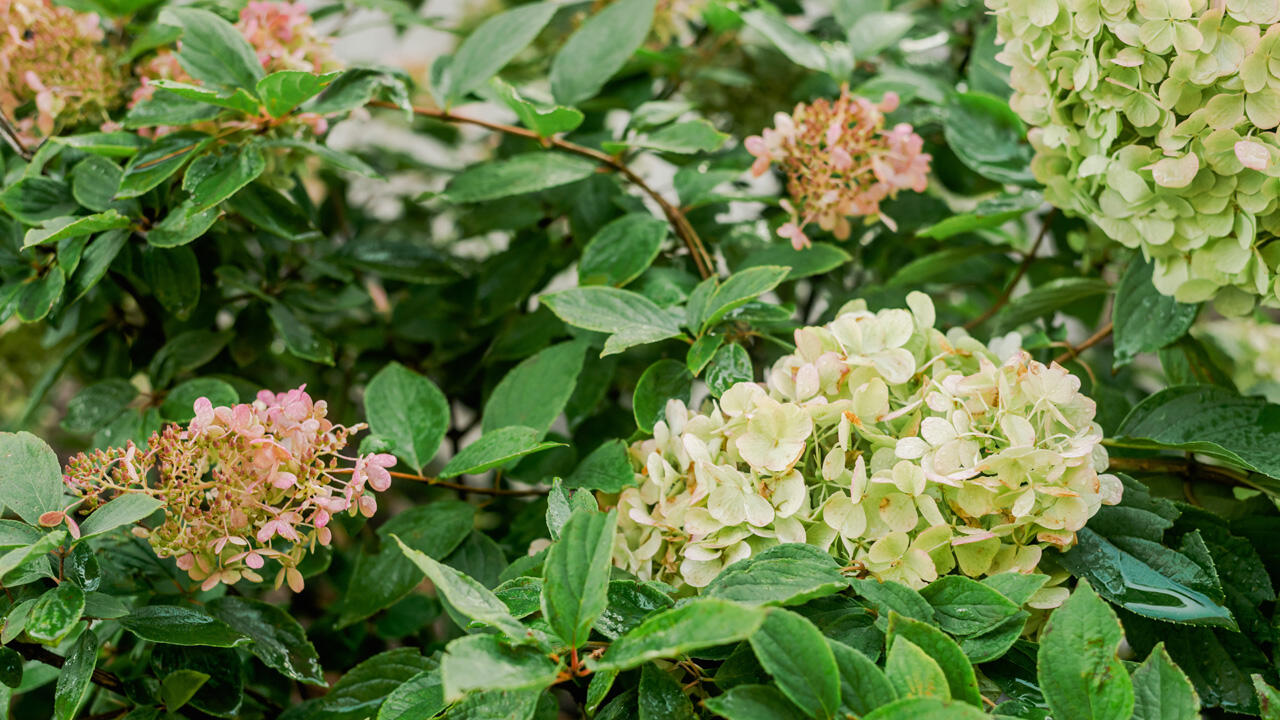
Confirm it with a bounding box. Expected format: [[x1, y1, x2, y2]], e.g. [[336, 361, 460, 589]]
[[546, 479, 597, 540], [442, 2, 559, 102], [444, 153, 598, 203], [282, 648, 434, 720], [23, 211, 131, 248], [861, 697, 989, 720], [739, 243, 852, 280], [377, 670, 446, 720], [639, 663, 697, 720], [705, 684, 808, 719], [750, 609, 840, 718], [595, 580, 674, 640], [944, 92, 1035, 185], [579, 214, 668, 287], [542, 286, 685, 356], [440, 426, 565, 478], [705, 343, 752, 398], [1058, 527, 1235, 628], [593, 598, 767, 671], [633, 358, 693, 432], [208, 596, 324, 686], [1131, 643, 1199, 720], [846, 11, 914, 58], [703, 544, 849, 606], [124, 92, 222, 128], [267, 301, 335, 365], [699, 265, 791, 332], [687, 334, 724, 376], [391, 535, 527, 640], [61, 379, 136, 433], [117, 131, 211, 198], [183, 143, 268, 212], [483, 341, 586, 438], [541, 508, 617, 649], [68, 229, 128, 302], [918, 575, 1020, 637], [885, 637, 950, 700], [257, 71, 335, 117], [563, 439, 635, 492], [442, 634, 560, 701], [53, 629, 97, 720], [1113, 259, 1198, 367], [27, 583, 85, 645], [1037, 581, 1135, 720], [160, 378, 237, 422], [339, 502, 474, 628], [993, 277, 1111, 331], [365, 362, 450, 471], [1255, 675, 1280, 719], [0, 432, 66, 525], [491, 79, 584, 137], [495, 577, 544, 619], [159, 7, 266, 89], [264, 137, 382, 178], [149, 79, 261, 114], [147, 198, 220, 248], [70, 155, 124, 212], [142, 245, 201, 319], [849, 578, 935, 623], [630, 120, 729, 154], [439, 688, 541, 720], [1116, 384, 1280, 481], [549, 0, 657, 105], [0, 177, 76, 223], [0, 647, 20, 688], [828, 638, 897, 717], [52, 131, 148, 157], [119, 606, 247, 647], [307, 67, 412, 116], [740, 10, 830, 73], [917, 191, 1042, 239], [15, 268, 66, 323], [77, 494, 162, 540], [886, 613, 982, 706]]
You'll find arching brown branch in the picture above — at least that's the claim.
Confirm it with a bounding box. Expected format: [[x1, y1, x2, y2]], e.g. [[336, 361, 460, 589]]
[[1054, 320, 1113, 365], [369, 100, 715, 279]]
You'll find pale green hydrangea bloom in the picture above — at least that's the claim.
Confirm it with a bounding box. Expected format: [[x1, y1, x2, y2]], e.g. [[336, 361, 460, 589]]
[[987, 0, 1280, 313], [1194, 315, 1280, 401], [610, 293, 1121, 602]]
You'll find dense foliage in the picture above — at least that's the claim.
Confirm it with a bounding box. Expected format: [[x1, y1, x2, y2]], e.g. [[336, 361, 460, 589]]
[[4, 0, 1280, 717]]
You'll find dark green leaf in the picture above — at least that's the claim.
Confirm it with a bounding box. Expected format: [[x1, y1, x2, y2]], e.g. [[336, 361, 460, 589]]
[[749, 609, 840, 718], [639, 663, 696, 720], [594, 599, 767, 671], [365, 362, 451, 471], [919, 576, 1020, 637], [61, 379, 136, 433], [182, 143, 268, 212], [705, 684, 808, 719], [579, 214, 667, 287], [119, 605, 247, 647], [53, 629, 97, 720], [444, 154, 598, 203], [703, 544, 848, 607], [441, 426, 565, 478], [829, 638, 897, 717], [542, 508, 617, 648], [1113, 258, 1198, 367], [563, 439, 636, 492], [441, 634, 559, 700], [1037, 581, 1134, 720], [118, 131, 211, 198], [705, 343, 752, 397], [208, 596, 324, 685], [944, 92, 1035, 185], [549, 0, 657, 105], [887, 613, 982, 706], [483, 341, 586, 438], [159, 7, 266, 89], [442, 2, 559, 102], [633, 358, 692, 432], [142, 245, 201, 319]]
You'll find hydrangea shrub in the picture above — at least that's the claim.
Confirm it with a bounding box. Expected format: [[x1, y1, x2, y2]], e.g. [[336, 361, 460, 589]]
[[0, 0, 1278, 717]]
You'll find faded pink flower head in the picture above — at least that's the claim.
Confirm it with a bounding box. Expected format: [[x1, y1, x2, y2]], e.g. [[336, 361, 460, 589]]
[[1, 0, 126, 144], [745, 87, 931, 246], [63, 386, 393, 593]]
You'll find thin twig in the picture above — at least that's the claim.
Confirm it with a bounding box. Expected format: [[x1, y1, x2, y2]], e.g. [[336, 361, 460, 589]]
[[964, 209, 1057, 331], [370, 100, 715, 279], [1053, 320, 1113, 364], [0, 111, 33, 161]]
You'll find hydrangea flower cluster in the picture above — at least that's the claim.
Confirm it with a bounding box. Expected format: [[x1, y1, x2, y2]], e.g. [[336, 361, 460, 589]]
[[612, 293, 1120, 600], [63, 387, 395, 592], [745, 86, 931, 249], [1, 0, 126, 146], [987, 0, 1280, 313], [131, 1, 338, 134]]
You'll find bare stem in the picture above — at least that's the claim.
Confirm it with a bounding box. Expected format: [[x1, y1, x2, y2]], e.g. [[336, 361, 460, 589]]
[[1053, 320, 1113, 364]]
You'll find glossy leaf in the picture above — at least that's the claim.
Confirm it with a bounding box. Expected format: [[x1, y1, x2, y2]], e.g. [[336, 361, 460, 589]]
[[365, 361, 451, 471]]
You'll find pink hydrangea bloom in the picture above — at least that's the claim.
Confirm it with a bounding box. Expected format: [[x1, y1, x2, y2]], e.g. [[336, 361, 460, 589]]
[[745, 86, 932, 248], [1, 0, 126, 145], [129, 1, 337, 136], [63, 386, 393, 593]]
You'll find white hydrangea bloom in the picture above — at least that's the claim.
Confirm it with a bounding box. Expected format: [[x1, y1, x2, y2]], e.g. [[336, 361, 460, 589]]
[[610, 292, 1120, 598]]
